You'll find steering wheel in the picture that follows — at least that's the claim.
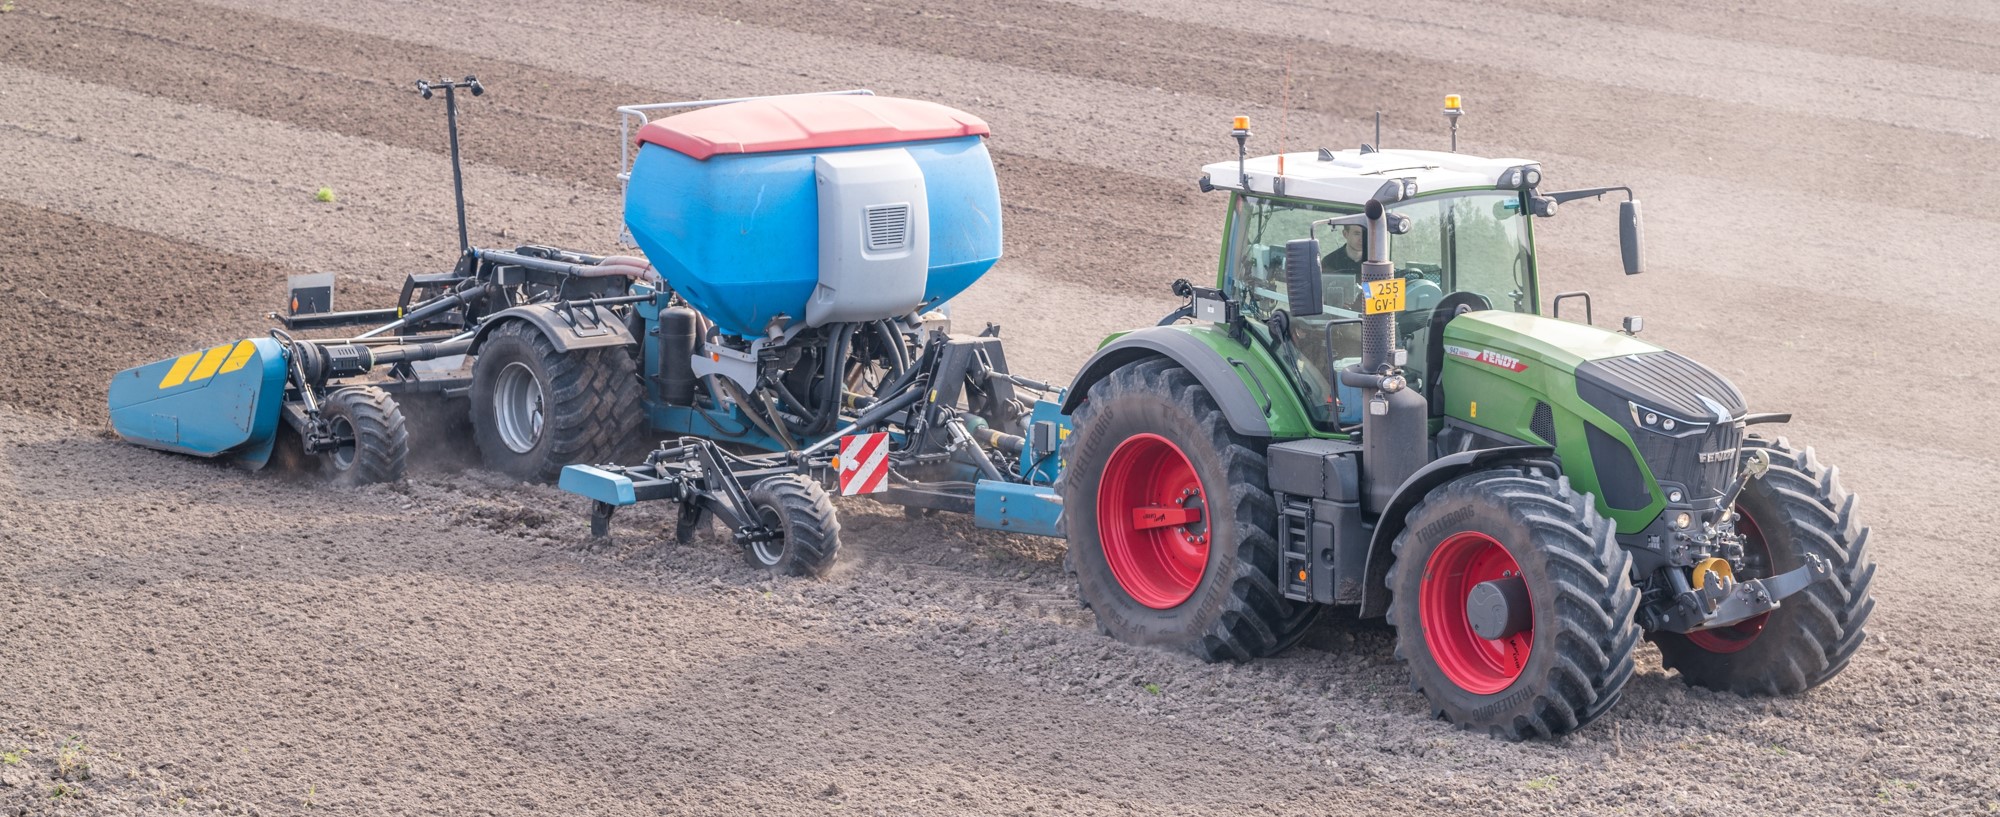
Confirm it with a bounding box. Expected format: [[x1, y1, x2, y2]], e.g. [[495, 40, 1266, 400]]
[[1398, 264, 1444, 285]]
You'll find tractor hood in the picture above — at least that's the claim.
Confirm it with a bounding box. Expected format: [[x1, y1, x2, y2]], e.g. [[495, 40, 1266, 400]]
[[1438, 311, 1753, 529], [1441, 311, 1748, 425], [1442, 311, 1660, 374]]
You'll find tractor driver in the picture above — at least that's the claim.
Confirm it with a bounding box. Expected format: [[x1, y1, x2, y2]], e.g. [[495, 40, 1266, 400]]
[[1322, 223, 1366, 277]]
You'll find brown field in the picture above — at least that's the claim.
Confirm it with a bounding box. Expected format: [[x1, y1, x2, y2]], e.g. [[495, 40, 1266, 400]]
[[3, 0, 1997, 813]]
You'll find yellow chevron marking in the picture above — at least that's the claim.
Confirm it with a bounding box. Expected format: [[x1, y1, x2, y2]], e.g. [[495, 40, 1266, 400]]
[[158, 352, 203, 389], [188, 344, 232, 383], [218, 340, 257, 374]]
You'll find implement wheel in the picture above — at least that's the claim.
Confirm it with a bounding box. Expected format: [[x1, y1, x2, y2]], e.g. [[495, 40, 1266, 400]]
[[470, 321, 642, 482], [1388, 467, 1640, 740], [318, 386, 409, 486], [743, 475, 841, 577], [1059, 358, 1318, 661], [1651, 435, 1875, 694]]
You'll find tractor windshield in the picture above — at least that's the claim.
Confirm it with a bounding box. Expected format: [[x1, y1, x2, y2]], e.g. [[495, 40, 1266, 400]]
[[1224, 191, 1537, 430]]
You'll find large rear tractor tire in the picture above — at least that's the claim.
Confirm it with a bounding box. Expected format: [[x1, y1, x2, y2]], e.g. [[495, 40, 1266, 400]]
[[318, 386, 409, 486], [743, 475, 841, 577], [1058, 358, 1319, 662], [1387, 467, 1641, 740], [1651, 435, 1875, 695], [470, 321, 643, 482]]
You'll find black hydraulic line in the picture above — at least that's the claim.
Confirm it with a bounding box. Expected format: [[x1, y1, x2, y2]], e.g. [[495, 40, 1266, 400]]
[[714, 376, 796, 451], [798, 381, 929, 457], [811, 324, 856, 435], [873, 335, 932, 404], [473, 248, 659, 284], [878, 320, 910, 379], [847, 375, 926, 430]]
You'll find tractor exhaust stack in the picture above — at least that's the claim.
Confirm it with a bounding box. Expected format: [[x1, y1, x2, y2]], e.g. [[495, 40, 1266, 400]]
[[1341, 198, 1430, 514]]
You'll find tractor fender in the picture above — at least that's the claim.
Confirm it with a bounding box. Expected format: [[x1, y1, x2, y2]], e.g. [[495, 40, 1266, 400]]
[[1059, 327, 1273, 438], [1357, 444, 1556, 618], [469, 303, 635, 355]]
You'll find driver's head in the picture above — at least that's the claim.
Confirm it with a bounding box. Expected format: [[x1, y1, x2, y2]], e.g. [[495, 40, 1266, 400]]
[[1340, 224, 1366, 256]]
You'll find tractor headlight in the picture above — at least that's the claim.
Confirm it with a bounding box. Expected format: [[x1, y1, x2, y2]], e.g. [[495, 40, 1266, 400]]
[[1497, 163, 1543, 191], [1674, 512, 1692, 529], [1629, 401, 1706, 437]]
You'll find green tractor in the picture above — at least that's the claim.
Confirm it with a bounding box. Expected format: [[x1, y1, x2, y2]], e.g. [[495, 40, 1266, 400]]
[[1056, 107, 1875, 739]]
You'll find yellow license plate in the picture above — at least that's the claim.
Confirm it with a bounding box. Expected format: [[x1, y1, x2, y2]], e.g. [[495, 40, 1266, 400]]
[[1364, 279, 1406, 314]]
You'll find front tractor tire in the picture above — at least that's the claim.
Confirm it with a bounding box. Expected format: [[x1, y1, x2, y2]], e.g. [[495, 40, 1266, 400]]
[[1650, 435, 1875, 695], [1059, 359, 1319, 662], [1387, 467, 1641, 740], [470, 321, 642, 483]]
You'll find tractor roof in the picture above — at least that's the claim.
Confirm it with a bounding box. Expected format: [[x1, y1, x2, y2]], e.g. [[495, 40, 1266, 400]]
[[1202, 148, 1539, 206]]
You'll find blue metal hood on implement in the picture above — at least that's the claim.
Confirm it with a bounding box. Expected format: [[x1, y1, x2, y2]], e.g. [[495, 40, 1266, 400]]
[[107, 337, 290, 468]]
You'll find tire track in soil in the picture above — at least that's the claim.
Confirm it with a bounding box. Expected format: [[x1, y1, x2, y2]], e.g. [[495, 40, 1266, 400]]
[[1, 418, 1455, 816]]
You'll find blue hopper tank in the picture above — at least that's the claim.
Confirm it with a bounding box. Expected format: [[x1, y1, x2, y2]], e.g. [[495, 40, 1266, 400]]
[[624, 95, 1003, 337]]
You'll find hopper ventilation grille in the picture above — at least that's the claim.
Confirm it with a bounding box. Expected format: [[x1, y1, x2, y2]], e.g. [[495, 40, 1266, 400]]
[[865, 203, 911, 252]]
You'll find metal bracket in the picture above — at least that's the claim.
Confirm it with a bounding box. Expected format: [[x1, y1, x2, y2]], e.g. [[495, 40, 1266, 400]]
[[1689, 553, 1829, 631]]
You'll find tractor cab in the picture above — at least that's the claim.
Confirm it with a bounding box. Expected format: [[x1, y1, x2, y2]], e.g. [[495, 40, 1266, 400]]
[[1202, 147, 1546, 431]]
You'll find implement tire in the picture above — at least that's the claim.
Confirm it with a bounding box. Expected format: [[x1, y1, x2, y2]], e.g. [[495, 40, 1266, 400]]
[[470, 321, 642, 482], [1059, 358, 1319, 662], [1651, 435, 1875, 695], [318, 386, 409, 486], [1387, 467, 1640, 740], [744, 475, 841, 578]]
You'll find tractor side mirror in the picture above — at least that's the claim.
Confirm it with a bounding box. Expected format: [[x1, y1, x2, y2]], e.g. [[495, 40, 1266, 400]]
[[1620, 200, 1645, 275], [1284, 238, 1325, 317]]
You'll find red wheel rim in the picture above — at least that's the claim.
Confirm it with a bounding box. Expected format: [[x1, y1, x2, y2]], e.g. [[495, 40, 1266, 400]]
[[1420, 532, 1533, 694], [1687, 507, 1771, 653], [1097, 433, 1210, 609]]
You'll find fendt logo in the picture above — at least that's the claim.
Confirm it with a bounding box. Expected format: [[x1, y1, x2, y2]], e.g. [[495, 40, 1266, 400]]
[[1697, 448, 1739, 464], [1444, 344, 1528, 373]]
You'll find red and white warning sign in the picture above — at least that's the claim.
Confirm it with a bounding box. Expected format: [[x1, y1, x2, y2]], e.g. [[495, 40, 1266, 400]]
[[837, 432, 892, 496]]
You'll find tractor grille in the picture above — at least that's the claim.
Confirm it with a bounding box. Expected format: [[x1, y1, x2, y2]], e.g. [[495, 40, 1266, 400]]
[[864, 203, 911, 252], [1574, 351, 1748, 503], [1630, 421, 1744, 502]]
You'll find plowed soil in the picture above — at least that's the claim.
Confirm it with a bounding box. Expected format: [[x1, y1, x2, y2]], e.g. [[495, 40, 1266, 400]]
[[2, 0, 1996, 813]]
